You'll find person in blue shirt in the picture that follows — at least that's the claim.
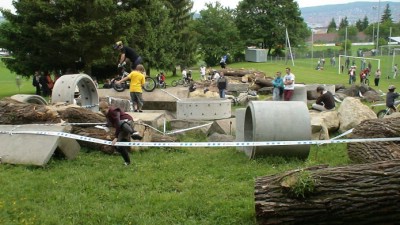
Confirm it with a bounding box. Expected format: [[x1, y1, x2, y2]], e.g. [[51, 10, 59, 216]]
[[272, 71, 284, 101]]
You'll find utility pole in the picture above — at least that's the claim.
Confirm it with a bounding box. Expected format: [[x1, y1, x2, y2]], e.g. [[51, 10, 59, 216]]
[[376, 0, 381, 52]]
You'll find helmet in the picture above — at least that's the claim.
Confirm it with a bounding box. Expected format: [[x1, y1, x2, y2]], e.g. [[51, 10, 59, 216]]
[[113, 41, 123, 49], [388, 85, 396, 90]]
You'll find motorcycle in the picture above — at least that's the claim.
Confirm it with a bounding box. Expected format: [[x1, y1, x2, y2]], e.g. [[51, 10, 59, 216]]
[[112, 63, 156, 92]]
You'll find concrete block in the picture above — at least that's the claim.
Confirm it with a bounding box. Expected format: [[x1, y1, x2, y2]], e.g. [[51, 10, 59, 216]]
[[0, 125, 80, 166], [235, 108, 246, 152], [177, 98, 231, 120]]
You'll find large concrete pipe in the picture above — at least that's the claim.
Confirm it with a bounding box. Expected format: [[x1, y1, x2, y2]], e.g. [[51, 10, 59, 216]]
[[51, 74, 99, 112], [243, 101, 311, 159], [10, 94, 48, 105]]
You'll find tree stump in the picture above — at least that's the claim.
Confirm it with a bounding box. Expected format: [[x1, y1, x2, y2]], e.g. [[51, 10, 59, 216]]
[[347, 118, 400, 163], [255, 160, 400, 225]]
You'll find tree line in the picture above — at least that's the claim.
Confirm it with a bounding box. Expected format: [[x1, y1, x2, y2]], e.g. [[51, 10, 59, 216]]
[[327, 3, 400, 45], [0, 0, 309, 78]]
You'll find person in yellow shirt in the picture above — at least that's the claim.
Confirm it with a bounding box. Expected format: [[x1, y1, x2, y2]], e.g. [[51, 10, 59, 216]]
[[116, 64, 145, 112]]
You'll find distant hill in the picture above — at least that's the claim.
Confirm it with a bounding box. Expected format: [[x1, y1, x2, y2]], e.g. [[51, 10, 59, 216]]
[[300, 1, 400, 27]]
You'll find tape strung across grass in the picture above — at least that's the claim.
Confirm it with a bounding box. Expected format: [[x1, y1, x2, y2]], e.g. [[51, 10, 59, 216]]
[[1, 130, 400, 147]]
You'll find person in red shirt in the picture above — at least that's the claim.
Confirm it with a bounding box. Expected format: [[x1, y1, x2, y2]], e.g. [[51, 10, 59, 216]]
[[99, 101, 142, 165]]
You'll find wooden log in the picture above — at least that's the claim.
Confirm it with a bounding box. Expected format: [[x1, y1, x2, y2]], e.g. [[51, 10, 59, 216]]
[[347, 118, 400, 163], [0, 98, 61, 124], [255, 160, 400, 225], [255, 77, 273, 87]]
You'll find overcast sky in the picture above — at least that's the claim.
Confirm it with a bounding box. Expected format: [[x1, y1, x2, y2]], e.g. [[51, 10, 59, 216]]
[[1, 0, 400, 13]]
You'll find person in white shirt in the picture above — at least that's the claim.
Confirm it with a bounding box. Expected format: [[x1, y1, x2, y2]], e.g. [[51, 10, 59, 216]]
[[283, 67, 295, 101], [200, 65, 206, 81]]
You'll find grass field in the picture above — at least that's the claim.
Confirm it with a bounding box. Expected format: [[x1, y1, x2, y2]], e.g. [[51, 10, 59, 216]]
[[0, 53, 396, 224]]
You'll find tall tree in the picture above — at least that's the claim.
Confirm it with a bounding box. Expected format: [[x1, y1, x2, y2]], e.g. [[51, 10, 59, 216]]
[[362, 16, 369, 31], [193, 2, 243, 66], [381, 4, 393, 24], [165, 0, 196, 75], [0, 0, 135, 76], [235, 0, 309, 56], [339, 17, 349, 30], [327, 18, 337, 33]]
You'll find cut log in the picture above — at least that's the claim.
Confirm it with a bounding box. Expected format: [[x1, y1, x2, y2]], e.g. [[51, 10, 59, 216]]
[[255, 77, 273, 87], [0, 98, 61, 124], [347, 118, 400, 163], [255, 160, 400, 225]]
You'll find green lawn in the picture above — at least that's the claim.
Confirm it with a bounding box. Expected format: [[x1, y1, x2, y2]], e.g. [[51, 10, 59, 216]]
[[0, 54, 394, 224]]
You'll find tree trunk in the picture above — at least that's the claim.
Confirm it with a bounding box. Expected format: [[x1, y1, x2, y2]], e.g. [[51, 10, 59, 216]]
[[255, 77, 273, 87], [255, 160, 400, 225], [347, 118, 400, 163], [0, 98, 61, 124]]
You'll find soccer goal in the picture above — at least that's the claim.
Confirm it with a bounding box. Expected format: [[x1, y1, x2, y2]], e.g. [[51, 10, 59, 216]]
[[338, 55, 381, 74]]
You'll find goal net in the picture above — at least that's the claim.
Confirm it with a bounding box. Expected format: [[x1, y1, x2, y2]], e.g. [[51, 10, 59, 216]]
[[338, 55, 381, 74]]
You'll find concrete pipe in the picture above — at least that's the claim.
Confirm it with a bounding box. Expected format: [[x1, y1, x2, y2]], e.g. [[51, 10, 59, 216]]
[[10, 94, 48, 105], [51, 74, 99, 112], [243, 101, 311, 159]]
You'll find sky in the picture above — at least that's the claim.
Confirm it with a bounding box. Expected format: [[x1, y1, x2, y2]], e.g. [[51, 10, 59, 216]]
[[1, 0, 400, 13]]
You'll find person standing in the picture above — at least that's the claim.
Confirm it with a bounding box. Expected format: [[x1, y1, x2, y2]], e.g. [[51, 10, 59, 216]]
[[200, 65, 206, 81], [283, 67, 295, 101], [113, 41, 142, 70], [99, 101, 142, 166], [116, 64, 146, 112], [32, 71, 42, 95], [393, 64, 398, 79], [272, 71, 284, 101], [311, 86, 336, 111], [374, 69, 381, 87], [216, 72, 228, 98], [386, 85, 400, 112]]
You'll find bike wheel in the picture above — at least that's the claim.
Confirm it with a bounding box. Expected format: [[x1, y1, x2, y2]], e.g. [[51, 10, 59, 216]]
[[171, 80, 178, 87], [177, 79, 184, 85], [377, 109, 390, 118], [112, 77, 126, 92], [143, 77, 156, 92]]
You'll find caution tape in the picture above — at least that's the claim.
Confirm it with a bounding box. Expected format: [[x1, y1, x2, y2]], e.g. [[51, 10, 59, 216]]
[[1, 130, 400, 147]]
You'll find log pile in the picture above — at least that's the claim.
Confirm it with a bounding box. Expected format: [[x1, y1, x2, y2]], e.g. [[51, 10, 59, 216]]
[[347, 118, 400, 163], [255, 160, 400, 225]]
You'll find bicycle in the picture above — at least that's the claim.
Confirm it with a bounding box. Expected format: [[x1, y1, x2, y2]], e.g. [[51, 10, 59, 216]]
[[171, 77, 192, 87], [112, 63, 156, 92], [376, 100, 400, 118], [361, 75, 369, 86]]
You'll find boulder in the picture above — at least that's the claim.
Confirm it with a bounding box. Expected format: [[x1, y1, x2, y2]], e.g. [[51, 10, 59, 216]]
[[338, 97, 377, 132], [309, 110, 340, 140]]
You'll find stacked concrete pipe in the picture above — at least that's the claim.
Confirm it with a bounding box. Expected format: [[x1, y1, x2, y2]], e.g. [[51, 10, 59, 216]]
[[243, 101, 311, 159], [51, 74, 99, 112]]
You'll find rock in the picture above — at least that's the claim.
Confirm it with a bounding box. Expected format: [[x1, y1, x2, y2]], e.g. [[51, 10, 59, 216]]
[[338, 97, 377, 132], [309, 110, 340, 140]]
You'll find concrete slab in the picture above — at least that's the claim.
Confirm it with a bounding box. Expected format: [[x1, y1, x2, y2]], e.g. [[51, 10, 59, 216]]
[[0, 125, 80, 166], [98, 87, 188, 112]]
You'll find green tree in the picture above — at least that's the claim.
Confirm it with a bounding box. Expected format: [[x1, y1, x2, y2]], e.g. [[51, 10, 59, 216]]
[[338, 26, 358, 42], [0, 0, 130, 76], [116, 0, 176, 76], [235, 0, 310, 56], [193, 2, 243, 66], [355, 16, 369, 31], [339, 16, 349, 30], [165, 0, 197, 76], [362, 16, 369, 31], [381, 4, 393, 24], [327, 18, 337, 33]]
